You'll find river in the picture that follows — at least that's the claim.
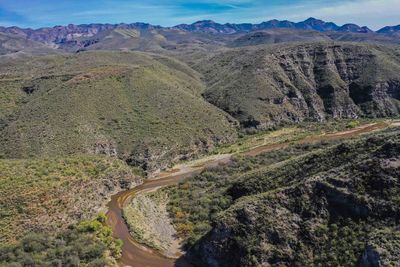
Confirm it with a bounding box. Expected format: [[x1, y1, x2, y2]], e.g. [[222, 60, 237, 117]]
[[106, 122, 389, 267]]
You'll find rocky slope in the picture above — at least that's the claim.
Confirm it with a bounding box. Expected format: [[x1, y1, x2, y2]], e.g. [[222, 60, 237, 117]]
[[190, 129, 400, 267], [229, 30, 400, 48], [326, 31, 400, 45], [0, 155, 141, 243], [55, 27, 236, 66], [0, 32, 58, 56], [123, 191, 181, 257], [197, 42, 400, 128], [0, 51, 237, 175], [228, 29, 331, 47]]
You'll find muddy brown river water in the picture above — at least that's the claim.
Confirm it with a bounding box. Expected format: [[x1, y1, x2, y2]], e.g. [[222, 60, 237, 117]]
[[106, 122, 389, 267]]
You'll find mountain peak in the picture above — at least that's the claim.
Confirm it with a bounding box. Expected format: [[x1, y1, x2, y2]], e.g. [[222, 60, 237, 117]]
[[338, 23, 372, 33], [296, 18, 339, 31], [304, 17, 320, 22], [193, 20, 217, 24]]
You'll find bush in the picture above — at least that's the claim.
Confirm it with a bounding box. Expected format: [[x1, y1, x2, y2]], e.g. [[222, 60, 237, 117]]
[[346, 120, 360, 129], [0, 215, 123, 266], [21, 233, 48, 253]]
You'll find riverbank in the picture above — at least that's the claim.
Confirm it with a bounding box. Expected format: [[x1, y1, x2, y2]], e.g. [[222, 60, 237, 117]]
[[123, 188, 184, 258], [107, 120, 397, 267]]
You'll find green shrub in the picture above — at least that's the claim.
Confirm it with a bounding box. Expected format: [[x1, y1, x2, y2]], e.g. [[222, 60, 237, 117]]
[[346, 120, 360, 129], [0, 215, 123, 266]]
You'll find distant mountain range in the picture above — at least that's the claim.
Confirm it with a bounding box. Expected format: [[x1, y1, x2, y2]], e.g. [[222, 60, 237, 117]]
[[0, 22, 160, 44], [173, 18, 377, 34], [0, 17, 399, 45]]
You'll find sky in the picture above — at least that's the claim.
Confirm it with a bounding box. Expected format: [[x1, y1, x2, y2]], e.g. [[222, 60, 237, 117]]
[[0, 0, 399, 30]]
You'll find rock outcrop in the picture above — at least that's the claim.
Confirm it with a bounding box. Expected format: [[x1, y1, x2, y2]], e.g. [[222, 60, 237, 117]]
[[199, 43, 400, 128], [190, 131, 400, 266]]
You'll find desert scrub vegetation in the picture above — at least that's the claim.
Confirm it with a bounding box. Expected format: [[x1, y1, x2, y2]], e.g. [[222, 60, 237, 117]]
[[215, 118, 379, 155], [0, 155, 140, 243], [228, 127, 398, 199], [160, 128, 400, 266], [310, 221, 383, 266], [0, 214, 122, 266], [162, 140, 339, 248], [188, 128, 400, 267], [198, 42, 400, 128], [0, 51, 237, 174]]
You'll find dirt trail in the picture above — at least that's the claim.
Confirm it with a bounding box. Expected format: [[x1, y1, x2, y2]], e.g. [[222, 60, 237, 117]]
[[106, 121, 392, 267]]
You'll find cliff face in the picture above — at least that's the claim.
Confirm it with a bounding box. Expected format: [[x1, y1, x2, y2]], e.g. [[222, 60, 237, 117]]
[[190, 132, 400, 266], [199, 43, 400, 128]]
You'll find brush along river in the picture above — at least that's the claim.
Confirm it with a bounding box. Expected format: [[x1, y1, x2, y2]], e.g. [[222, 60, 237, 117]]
[[106, 122, 390, 267]]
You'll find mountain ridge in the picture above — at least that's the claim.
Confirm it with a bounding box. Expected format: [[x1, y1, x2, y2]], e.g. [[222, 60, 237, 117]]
[[1, 17, 399, 45]]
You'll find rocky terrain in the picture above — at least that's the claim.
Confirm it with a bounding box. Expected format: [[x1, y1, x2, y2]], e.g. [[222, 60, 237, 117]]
[[0, 213, 124, 266], [198, 43, 400, 128], [0, 16, 400, 267], [6, 41, 400, 175], [123, 190, 182, 257], [0, 18, 399, 59], [186, 128, 400, 266], [0, 32, 58, 56], [0, 155, 141, 243], [0, 51, 237, 175]]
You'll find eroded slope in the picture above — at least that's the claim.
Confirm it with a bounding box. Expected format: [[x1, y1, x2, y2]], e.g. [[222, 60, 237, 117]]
[[0, 51, 237, 174], [191, 129, 400, 266], [198, 43, 400, 128]]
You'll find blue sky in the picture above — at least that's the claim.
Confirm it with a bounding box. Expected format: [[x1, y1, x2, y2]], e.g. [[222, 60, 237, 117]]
[[0, 0, 399, 30]]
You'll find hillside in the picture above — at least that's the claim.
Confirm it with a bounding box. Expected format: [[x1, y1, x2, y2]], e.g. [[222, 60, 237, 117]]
[[197, 42, 400, 128], [231, 30, 400, 48], [0, 32, 57, 56], [327, 31, 400, 45], [0, 51, 237, 174], [228, 29, 331, 47], [0, 214, 124, 266], [190, 128, 400, 266], [60, 28, 235, 65], [0, 15, 399, 267], [158, 127, 400, 266], [0, 155, 141, 243]]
